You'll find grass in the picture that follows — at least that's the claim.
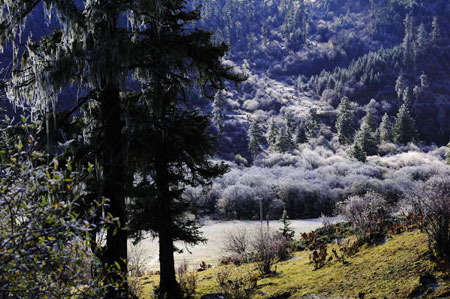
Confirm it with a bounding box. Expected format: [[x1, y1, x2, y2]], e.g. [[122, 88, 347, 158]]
[[136, 230, 450, 298]]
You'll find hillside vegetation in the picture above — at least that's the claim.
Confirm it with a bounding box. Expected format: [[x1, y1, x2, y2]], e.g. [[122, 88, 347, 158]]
[[138, 230, 450, 298]]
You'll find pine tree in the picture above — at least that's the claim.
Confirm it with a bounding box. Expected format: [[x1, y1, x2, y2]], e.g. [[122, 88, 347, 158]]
[[353, 111, 379, 157], [248, 118, 265, 158], [379, 113, 394, 144], [395, 74, 407, 99], [415, 23, 429, 63], [285, 113, 296, 135], [351, 142, 367, 162], [403, 87, 413, 106], [279, 209, 295, 240], [212, 91, 227, 133], [295, 121, 308, 144], [0, 1, 243, 296], [431, 16, 442, 47], [305, 108, 320, 138], [336, 96, 356, 145], [402, 15, 414, 67], [276, 126, 295, 153], [267, 118, 280, 150], [394, 104, 417, 144]]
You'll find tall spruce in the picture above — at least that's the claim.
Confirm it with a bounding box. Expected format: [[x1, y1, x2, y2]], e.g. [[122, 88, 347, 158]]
[[379, 113, 394, 144], [394, 104, 417, 144], [336, 96, 356, 145], [212, 91, 227, 133], [0, 1, 243, 297], [295, 120, 308, 144], [267, 118, 280, 150], [275, 125, 295, 153], [402, 14, 414, 67], [305, 108, 320, 138], [248, 118, 265, 158], [431, 16, 442, 47], [353, 111, 379, 158]]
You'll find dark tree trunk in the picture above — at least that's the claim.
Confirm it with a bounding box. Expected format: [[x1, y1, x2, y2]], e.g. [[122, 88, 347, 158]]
[[100, 85, 128, 298], [156, 147, 181, 298]]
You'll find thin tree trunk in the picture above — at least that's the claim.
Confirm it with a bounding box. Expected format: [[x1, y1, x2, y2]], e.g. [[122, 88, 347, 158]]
[[100, 85, 128, 298]]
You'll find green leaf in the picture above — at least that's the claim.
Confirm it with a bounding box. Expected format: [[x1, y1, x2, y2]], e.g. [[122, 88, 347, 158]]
[[114, 261, 121, 270]]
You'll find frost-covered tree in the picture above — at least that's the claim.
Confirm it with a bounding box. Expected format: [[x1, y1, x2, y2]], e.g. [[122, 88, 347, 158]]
[[0, 1, 242, 296], [414, 23, 429, 62], [336, 96, 356, 145], [395, 74, 407, 99], [267, 118, 279, 150], [275, 126, 295, 153], [353, 111, 378, 157], [213, 91, 228, 133], [402, 86, 413, 106], [350, 142, 366, 162], [379, 113, 394, 144], [402, 14, 414, 67], [305, 108, 320, 138], [248, 118, 265, 158], [431, 16, 442, 47], [295, 121, 308, 144], [394, 104, 417, 144]]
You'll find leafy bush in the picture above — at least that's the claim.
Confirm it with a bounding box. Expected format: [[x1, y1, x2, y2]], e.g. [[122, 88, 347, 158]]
[[0, 117, 117, 297]]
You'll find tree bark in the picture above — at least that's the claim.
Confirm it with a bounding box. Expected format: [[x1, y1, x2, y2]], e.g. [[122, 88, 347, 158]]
[[100, 85, 128, 298], [156, 143, 181, 298]]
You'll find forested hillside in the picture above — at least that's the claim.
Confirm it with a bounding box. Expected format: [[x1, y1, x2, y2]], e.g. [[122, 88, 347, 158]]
[[186, 0, 450, 161], [177, 0, 450, 221]]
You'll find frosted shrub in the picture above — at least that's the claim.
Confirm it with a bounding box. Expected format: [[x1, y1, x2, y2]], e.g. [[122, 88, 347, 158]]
[[251, 229, 289, 274], [340, 192, 390, 242], [223, 228, 250, 264], [404, 176, 450, 265]]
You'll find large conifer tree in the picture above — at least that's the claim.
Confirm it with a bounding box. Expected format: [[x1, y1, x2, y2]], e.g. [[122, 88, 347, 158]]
[[336, 96, 355, 145], [394, 104, 417, 144], [0, 1, 242, 297]]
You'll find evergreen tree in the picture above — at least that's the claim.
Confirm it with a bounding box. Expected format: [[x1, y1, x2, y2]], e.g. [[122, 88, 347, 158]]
[[248, 118, 265, 158], [395, 74, 407, 99], [353, 111, 379, 157], [336, 96, 356, 145], [305, 108, 320, 138], [394, 104, 417, 144], [212, 91, 227, 133], [402, 15, 414, 67], [414, 23, 429, 63], [379, 113, 394, 144], [267, 118, 280, 150], [275, 126, 295, 153], [403, 86, 413, 106], [0, 1, 243, 296], [431, 16, 442, 47], [285, 113, 296, 135], [279, 209, 295, 240], [351, 142, 367, 162], [295, 121, 308, 144]]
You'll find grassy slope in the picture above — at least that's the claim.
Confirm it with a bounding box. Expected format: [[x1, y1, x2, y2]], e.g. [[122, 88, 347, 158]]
[[139, 231, 450, 298]]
